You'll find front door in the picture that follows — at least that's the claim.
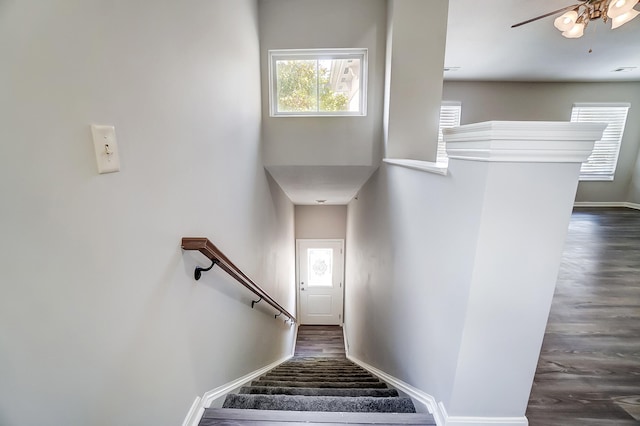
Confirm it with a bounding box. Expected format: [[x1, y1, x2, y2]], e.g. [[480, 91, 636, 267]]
[[297, 239, 344, 325]]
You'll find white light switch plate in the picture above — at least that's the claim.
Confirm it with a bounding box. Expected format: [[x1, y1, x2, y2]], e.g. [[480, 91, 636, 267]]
[[91, 124, 120, 174]]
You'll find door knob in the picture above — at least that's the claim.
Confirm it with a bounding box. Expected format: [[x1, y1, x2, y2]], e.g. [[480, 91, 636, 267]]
[[301, 288, 305, 291]]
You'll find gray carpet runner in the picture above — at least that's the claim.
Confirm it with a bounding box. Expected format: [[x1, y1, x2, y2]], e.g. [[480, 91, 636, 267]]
[[222, 357, 416, 412], [222, 326, 415, 413], [200, 326, 436, 424]]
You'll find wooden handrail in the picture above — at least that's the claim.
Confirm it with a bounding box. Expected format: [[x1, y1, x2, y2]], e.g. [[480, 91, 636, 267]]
[[181, 237, 296, 323]]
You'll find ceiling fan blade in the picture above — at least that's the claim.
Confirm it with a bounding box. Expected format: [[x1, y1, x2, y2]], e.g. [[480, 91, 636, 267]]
[[511, 4, 583, 28]]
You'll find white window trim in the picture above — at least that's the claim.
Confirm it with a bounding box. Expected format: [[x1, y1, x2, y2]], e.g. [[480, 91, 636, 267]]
[[436, 101, 462, 166], [268, 48, 368, 117], [571, 102, 630, 181]]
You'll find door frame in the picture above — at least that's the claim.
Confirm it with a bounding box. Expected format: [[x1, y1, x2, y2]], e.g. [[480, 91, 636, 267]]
[[295, 238, 345, 325]]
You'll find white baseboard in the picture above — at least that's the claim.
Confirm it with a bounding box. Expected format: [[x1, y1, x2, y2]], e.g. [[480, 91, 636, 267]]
[[344, 330, 529, 426], [181, 396, 203, 426], [439, 403, 528, 426], [574, 201, 640, 210], [182, 325, 299, 426], [181, 354, 292, 426], [346, 353, 443, 423], [291, 322, 299, 357]]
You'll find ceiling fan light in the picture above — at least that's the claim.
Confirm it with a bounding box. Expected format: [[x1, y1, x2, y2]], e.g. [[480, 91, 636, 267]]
[[611, 8, 640, 27], [554, 10, 579, 30], [607, 0, 638, 19], [562, 22, 585, 37]]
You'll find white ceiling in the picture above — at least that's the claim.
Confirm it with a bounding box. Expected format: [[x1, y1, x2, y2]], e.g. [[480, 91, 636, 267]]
[[266, 165, 377, 205], [271, 1, 640, 206], [445, 0, 640, 82]]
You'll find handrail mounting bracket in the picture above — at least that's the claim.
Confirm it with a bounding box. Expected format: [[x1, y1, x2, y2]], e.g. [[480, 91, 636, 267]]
[[194, 258, 219, 281]]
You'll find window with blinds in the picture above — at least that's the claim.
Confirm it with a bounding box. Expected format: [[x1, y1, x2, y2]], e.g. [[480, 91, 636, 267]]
[[436, 102, 461, 166], [571, 103, 630, 181]]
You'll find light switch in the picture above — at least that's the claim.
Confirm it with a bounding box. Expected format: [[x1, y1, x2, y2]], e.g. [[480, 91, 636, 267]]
[[91, 124, 120, 174]]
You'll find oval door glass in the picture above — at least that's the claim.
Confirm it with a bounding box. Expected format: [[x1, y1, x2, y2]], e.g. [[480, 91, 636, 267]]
[[308, 248, 333, 287]]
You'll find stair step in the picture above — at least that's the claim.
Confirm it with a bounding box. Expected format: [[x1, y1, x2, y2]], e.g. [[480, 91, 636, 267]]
[[275, 363, 365, 368], [222, 394, 416, 413], [252, 380, 388, 389], [262, 375, 380, 383], [275, 365, 363, 371], [239, 386, 400, 397], [264, 373, 374, 379], [200, 408, 436, 425]]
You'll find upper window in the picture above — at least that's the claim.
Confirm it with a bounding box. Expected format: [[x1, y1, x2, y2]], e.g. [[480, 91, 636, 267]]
[[269, 49, 367, 117], [571, 103, 630, 181], [436, 102, 462, 166]]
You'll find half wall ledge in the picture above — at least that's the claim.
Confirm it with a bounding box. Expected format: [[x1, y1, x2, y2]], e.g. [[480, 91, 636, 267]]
[[383, 159, 448, 175], [444, 121, 607, 163]]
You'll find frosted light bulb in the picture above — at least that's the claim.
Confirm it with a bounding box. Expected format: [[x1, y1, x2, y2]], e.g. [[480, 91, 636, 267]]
[[611, 8, 640, 28], [562, 22, 585, 38], [554, 10, 579, 31], [607, 0, 638, 18]]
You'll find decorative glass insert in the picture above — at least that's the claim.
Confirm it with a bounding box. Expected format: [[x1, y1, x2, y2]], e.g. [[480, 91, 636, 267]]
[[307, 248, 333, 287], [269, 49, 367, 116]]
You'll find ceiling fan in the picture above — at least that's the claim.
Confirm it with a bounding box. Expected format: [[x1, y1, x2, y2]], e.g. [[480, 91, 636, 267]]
[[512, 0, 640, 38]]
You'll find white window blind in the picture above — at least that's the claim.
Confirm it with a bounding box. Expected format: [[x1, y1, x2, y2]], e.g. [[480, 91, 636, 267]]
[[571, 103, 630, 181], [436, 102, 461, 166]]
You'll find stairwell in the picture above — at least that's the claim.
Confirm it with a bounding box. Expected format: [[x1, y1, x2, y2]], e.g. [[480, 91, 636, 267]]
[[199, 326, 436, 425]]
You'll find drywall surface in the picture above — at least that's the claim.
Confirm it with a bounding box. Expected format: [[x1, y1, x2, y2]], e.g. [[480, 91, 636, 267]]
[[443, 81, 640, 203], [630, 155, 640, 204], [345, 135, 587, 418], [259, 0, 386, 167], [345, 163, 485, 409], [385, 0, 448, 161], [295, 205, 348, 240], [0, 1, 295, 425]]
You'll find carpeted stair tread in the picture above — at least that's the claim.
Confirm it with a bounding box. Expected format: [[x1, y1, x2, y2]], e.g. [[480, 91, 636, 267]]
[[286, 357, 351, 362], [252, 379, 389, 389], [268, 372, 371, 377], [238, 386, 400, 397], [209, 326, 430, 424], [274, 365, 364, 370], [222, 394, 416, 413], [271, 363, 367, 369], [262, 375, 381, 383]]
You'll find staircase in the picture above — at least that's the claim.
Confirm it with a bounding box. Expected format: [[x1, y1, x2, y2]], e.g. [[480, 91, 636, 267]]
[[199, 326, 436, 425]]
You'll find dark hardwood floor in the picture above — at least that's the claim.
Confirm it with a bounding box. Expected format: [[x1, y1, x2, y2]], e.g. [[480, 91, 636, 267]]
[[294, 325, 346, 358], [526, 208, 640, 425]]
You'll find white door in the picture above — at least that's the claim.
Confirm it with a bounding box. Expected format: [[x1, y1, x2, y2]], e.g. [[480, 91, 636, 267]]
[[297, 239, 344, 325]]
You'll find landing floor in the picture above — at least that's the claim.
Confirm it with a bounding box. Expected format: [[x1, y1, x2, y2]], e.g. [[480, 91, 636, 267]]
[[526, 208, 640, 425]]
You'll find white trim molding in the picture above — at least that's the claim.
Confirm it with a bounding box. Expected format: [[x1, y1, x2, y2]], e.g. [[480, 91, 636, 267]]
[[345, 353, 443, 424], [182, 325, 299, 426], [574, 201, 640, 210], [343, 329, 442, 423], [344, 331, 531, 426], [439, 403, 528, 426], [181, 354, 293, 426], [383, 158, 449, 175], [444, 121, 606, 163], [346, 353, 530, 426], [181, 396, 203, 426]]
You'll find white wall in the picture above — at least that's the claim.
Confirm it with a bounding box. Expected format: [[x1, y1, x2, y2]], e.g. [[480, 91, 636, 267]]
[[0, 1, 296, 425], [259, 0, 387, 167], [630, 154, 640, 204], [295, 206, 348, 240], [443, 81, 640, 203], [345, 121, 599, 421], [385, 0, 448, 161], [345, 164, 483, 407]]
